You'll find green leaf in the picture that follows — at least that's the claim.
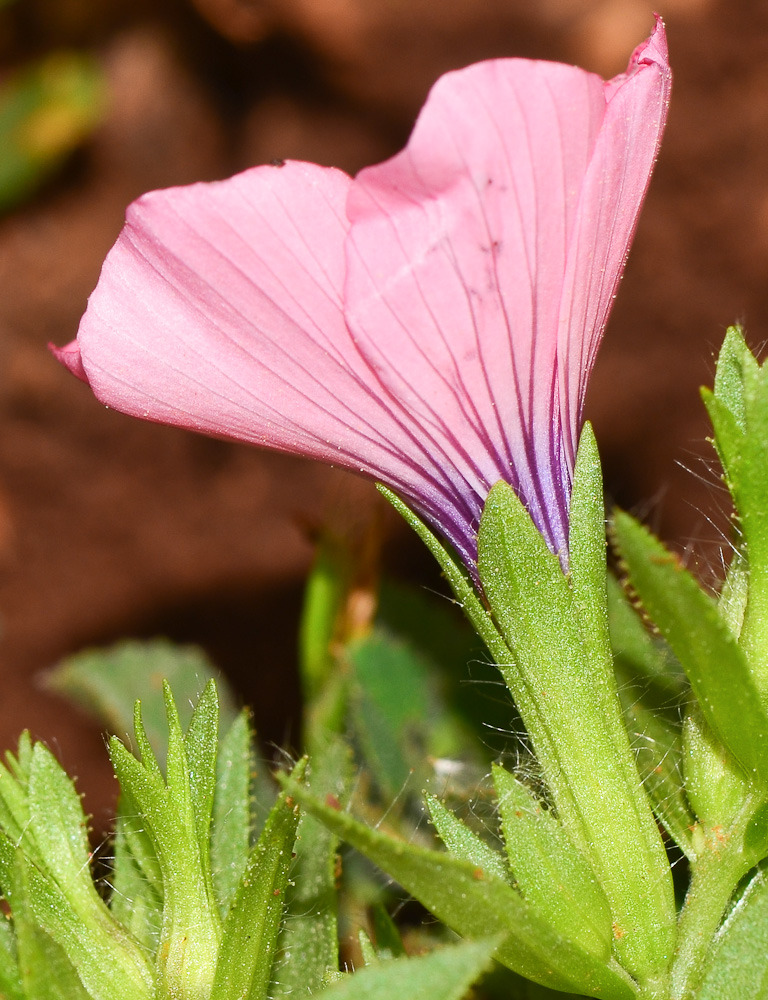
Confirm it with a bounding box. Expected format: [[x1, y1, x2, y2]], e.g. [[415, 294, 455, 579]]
[[697, 868, 768, 999], [703, 329, 768, 676], [0, 51, 105, 213], [493, 765, 613, 961], [712, 325, 755, 432], [568, 423, 613, 671], [299, 536, 350, 703], [0, 901, 25, 1000], [321, 938, 497, 1000], [682, 708, 750, 831], [183, 680, 219, 867], [210, 767, 303, 1000], [606, 575, 686, 698], [108, 685, 223, 1000], [0, 835, 153, 1000], [612, 512, 768, 789], [605, 577, 694, 854], [272, 737, 352, 997], [10, 850, 90, 1000], [47, 639, 238, 763], [426, 794, 509, 883], [478, 481, 675, 984], [281, 778, 638, 1000], [349, 629, 432, 799], [211, 710, 254, 919], [109, 800, 164, 952], [369, 903, 406, 959]]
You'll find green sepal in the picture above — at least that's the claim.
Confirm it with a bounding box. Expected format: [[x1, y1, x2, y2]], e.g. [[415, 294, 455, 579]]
[[683, 708, 750, 832], [425, 794, 509, 883], [478, 480, 675, 984], [612, 511, 768, 789], [209, 761, 304, 1000], [568, 422, 613, 673], [211, 710, 255, 919], [376, 485, 513, 667], [280, 777, 638, 1000], [320, 938, 498, 1000], [493, 765, 613, 961]]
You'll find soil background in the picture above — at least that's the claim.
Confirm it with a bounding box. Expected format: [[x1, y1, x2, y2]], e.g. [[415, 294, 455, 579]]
[[0, 0, 765, 822]]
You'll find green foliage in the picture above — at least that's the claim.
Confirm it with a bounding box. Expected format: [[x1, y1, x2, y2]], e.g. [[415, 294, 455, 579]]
[[492, 765, 613, 962], [47, 639, 238, 759], [696, 868, 768, 999], [283, 776, 638, 1000], [612, 512, 768, 792], [477, 458, 675, 985], [0, 51, 105, 212], [322, 938, 497, 1000], [0, 682, 304, 1000]]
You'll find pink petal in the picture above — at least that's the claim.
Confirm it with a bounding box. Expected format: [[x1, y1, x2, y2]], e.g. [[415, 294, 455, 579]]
[[68, 161, 480, 564], [55, 22, 670, 573], [50, 339, 88, 382], [344, 17, 670, 558]]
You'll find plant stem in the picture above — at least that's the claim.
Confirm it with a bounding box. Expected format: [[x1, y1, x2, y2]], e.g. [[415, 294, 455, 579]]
[[670, 797, 759, 999]]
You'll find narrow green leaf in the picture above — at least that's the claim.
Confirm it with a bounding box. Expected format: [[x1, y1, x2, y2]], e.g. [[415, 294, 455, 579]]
[[282, 779, 638, 1000], [210, 768, 303, 1000], [109, 687, 223, 1000], [704, 330, 768, 677], [713, 326, 755, 430], [697, 868, 768, 999], [111, 787, 164, 908], [299, 537, 350, 702], [183, 679, 219, 863], [425, 794, 509, 883], [109, 803, 163, 952], [618, 681, 693, 857], [605, 577, 693, 854], [211, 710, 253, 918], [493, 765, 613, 961], [569, 423, 612, 670], [682, 708, 749, 833], [478, 482, 675, 984], [27, 744, 93, 899], [369, 903, 406, 959], [321, 938, 497, 1000], [613, 512, 768, 788], [272, 738, 351, 997], [349, 629, 432, 799]]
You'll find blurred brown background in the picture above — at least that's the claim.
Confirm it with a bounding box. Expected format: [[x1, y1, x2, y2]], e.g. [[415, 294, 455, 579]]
[[0, 0, 764, 818]]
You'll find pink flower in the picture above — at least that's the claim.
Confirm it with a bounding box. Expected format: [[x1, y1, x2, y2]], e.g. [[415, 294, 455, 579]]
[[53, 20, 670, 574]]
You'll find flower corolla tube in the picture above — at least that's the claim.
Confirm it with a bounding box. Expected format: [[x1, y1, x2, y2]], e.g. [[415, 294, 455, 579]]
[[54, 20, 670, 574]]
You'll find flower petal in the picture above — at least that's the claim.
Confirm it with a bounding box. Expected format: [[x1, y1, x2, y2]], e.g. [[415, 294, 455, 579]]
[[344, 18, 670, 558], [66, 161, 483, 565]]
